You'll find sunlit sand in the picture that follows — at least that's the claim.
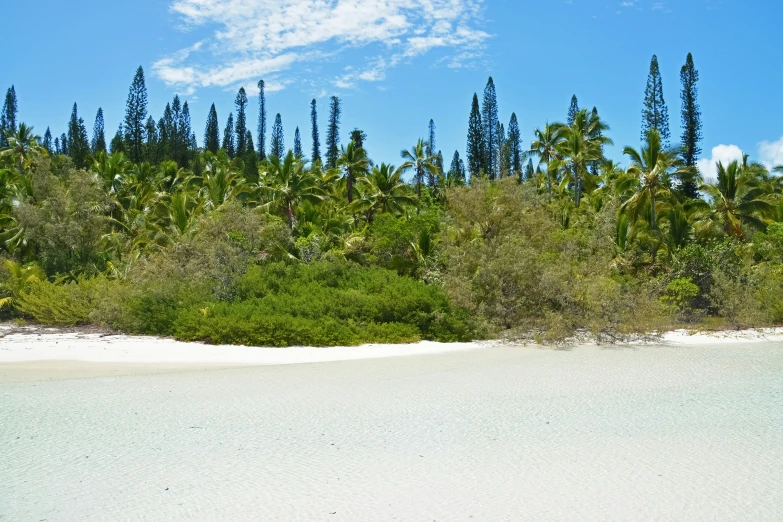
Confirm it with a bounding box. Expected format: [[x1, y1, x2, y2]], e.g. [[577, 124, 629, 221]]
[[1, 330, 781, 520]]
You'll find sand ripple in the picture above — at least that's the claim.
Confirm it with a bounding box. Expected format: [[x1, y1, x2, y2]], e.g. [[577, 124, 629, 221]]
[[1, 343, 782, 521]]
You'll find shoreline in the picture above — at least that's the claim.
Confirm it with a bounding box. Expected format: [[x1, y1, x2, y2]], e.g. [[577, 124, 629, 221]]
[[1, 323, 782, 375]]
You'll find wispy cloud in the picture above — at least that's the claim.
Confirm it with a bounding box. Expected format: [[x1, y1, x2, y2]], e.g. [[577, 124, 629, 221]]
[[154, 0, 489, 94], [758, 137, 783, 171]]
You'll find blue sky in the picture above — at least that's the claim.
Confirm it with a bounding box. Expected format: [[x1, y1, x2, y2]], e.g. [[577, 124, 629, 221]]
[[2, 0, 782, 177]]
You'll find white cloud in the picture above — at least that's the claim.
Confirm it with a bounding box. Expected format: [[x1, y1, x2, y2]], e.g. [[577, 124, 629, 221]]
[[758, 137, 783, 171], [697, 144, 744, 183], [154, 0, 488, 93]]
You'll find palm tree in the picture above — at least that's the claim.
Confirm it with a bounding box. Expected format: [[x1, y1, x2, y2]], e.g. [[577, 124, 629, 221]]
[[0, 123, 44, 174], [338, 141, 370, 204], [528, 123, 566, 196], [92, 151, 131, 192], [197, 153, 247, 211], [696, 158, 773, 240], [356, 163, 416, 222], [259, 151, 325, 230], [400, 139, 439, 208], [554, 111, 611, 207], [621, 129, 684, 230]]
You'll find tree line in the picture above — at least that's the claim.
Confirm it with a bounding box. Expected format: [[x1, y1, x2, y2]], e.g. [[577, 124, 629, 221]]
[[2, 52, 783, 342]]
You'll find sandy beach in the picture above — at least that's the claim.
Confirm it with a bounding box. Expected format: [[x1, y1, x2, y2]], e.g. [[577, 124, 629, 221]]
[[1, 328, 782, 520]]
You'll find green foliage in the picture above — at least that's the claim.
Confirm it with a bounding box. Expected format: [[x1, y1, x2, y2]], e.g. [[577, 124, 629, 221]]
[[661, 277, 700, 318], [119, 260, 474, 346], [14, 275, 116, 325]]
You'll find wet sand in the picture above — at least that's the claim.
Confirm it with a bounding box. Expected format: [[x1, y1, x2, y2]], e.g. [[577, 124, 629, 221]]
[[1, 341, 781, 521]]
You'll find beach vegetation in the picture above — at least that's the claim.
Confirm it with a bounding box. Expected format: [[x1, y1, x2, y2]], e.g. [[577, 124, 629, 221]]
[[3, 56, 783, 344]]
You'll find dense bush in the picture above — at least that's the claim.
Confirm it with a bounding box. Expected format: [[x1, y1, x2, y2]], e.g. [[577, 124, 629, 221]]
[[171, 261, 473, 346]]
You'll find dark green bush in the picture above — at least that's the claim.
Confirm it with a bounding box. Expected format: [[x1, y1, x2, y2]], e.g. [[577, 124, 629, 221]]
[[169, 261, 473, 346]]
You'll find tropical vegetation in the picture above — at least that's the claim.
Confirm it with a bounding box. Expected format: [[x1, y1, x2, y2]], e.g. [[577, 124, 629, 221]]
[[2, 53, 783, 345]]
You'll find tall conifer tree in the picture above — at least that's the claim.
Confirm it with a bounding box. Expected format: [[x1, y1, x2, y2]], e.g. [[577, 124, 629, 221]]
[[466, 93, 486, 180], [204, 104, 220, 154], [257, 80, 267, 159], [235, 87, 248, 155], [567, 95, 580, 126], [426, 119, 436, 157], [271, 113, 284, 158], [54, 137, 61, 155], [507, 113, 522, 177], [293, 127, 303, 158], [110, 125, 124, 154], [310, 99, 321, 163], [350, 129, 366, 149], [524, 159, 534, 181], [326, 96, 341, 168], [67, 103, 90, 168], [91, 108, 107, 153], [482, 77, 499, 180], [60, 132, 69, 155], [680, 53, 703, 199], [179, 101, 194, 165], [124, 66, 148, 163], [0, 86, 18, 146], [42, 127, 53, 154], [642, 54, 671, 144], [145, 116, 159, 163], [222, 113, 235, 158], [449, 150, 466, 183]]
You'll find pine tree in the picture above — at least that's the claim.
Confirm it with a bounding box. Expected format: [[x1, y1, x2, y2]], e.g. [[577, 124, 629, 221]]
[[642, 54, 671, 144], [310, 99, 321, 163], [524, 159, 534, 181], [245, 131, 255, 158], [449, 150, 466, 183], [42, 127, 53, 154], [271, 113, 284, 158], [243, 130, 258, 183], [426, 119, 436, 157], [204, 103, 220, 154], [482, 77, 499, 180], [145, 116, 159, 163], [567, 95, 580, 126], [350, 129, 366, 149], [235, 87, 248, 155], [680, 52, 703, 199], [326, 96, 341, 169], [257, 80, 267, 159], [169, 96, 182, 163], [0, 86, 18, 147], [293, 127, 303, 158], [179, 101, 194, 166], [60, 133, 69, 155], [67, 103, 90, 168], [466, 93, 486, 180], [124, 66, 148, 163], [54, 137, 61, 155], [91, 108, 107, 153], [497, 122, 508, 178], [507, 113, 522, 178], [222, 113, 235, 158], [110, 125, 124, 154]]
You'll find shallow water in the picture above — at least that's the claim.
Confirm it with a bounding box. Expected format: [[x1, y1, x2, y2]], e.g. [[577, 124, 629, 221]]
[[1, 343, 782, 521]]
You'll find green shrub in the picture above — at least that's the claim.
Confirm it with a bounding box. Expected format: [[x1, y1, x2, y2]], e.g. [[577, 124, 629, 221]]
[[14, 275, 117, 326], [661, 277, 701, 320]]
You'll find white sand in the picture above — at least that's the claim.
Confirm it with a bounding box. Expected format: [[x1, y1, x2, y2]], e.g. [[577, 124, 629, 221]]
[[2, 323, 783, 368], [1, 328, 782, 520], [0, 324, 489, 367]]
